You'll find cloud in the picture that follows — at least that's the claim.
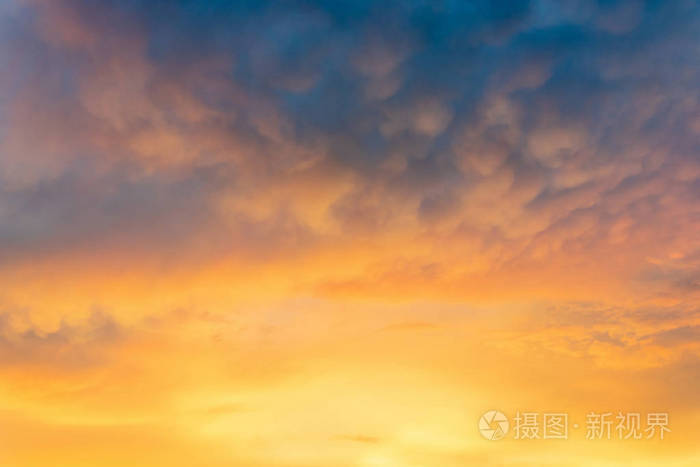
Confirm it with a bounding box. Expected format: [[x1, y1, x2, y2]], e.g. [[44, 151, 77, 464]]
[[1, 1, 697, 281], [646, 325, 700, 348], [0, 3, 698, 464], [0, 309, 123, 368]]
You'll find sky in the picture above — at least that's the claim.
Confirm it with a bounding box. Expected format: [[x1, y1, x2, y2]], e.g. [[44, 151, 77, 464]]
[[0, 0, 698, 465]]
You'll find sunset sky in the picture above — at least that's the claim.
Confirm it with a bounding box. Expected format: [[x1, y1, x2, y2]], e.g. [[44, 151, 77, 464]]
[[0, 1, 699, 465]]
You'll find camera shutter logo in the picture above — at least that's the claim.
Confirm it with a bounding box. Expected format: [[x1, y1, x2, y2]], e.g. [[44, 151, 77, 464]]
[[479, 410, 509, 440]]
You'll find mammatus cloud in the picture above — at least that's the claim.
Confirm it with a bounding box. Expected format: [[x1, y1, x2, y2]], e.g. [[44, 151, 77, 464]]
[[0, 1, 698, 466]]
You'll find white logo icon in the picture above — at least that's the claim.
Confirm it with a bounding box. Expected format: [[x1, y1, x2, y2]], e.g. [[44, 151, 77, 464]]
[[479, 410, 509, 440]]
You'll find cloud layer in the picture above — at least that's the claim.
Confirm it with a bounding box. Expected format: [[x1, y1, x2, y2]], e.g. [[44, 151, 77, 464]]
[[0, 1, 698, 466]]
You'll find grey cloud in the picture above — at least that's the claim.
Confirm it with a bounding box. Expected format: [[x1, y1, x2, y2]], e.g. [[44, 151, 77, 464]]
[[646, 325, 700, 348], [0, 0, 697, 282], [0, 310, 123, 368]]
